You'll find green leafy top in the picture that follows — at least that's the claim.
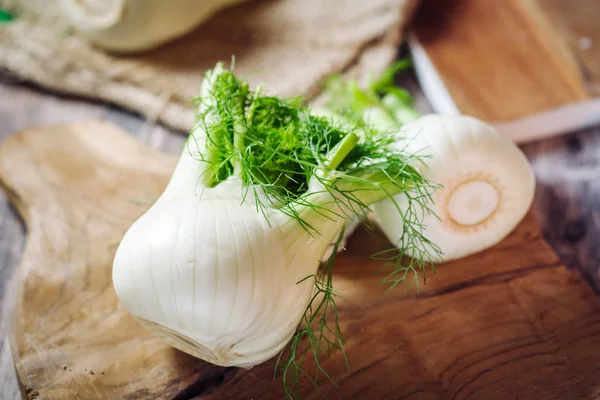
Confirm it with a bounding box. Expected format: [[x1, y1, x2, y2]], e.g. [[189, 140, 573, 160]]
[[190, 62, 433, 235], [323, 59, 421, 129], [188, 61, 440, 399]]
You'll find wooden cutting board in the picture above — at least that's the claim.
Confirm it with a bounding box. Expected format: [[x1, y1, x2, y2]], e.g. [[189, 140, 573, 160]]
[[410, 0, 600, 143], [2, 121, 600, 399]]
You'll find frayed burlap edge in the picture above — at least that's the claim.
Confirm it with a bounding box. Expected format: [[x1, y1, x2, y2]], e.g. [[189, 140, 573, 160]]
[[0, 0, 419, 132]]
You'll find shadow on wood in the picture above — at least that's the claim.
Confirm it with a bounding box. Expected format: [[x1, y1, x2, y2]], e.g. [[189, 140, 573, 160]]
[[1, 121, 600, 399]]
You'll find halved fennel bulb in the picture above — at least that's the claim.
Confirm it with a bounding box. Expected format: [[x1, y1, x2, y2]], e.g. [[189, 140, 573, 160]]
[[372, 114, 536, 262]]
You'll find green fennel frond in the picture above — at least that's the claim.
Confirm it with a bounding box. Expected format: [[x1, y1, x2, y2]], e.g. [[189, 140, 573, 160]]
[[323, 59, 421, 127], [188, 61, 440, 399], [322, 58, 443, 292], [275, 227, 349, 400], [190, 62, 435, 236]]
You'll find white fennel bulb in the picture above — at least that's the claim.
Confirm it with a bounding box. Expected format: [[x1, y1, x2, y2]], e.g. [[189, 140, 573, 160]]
[[59, 0, 247, 53], [371, 114, 536, 262], [112, 63, 436, 369], [113, 179, 343, 368]]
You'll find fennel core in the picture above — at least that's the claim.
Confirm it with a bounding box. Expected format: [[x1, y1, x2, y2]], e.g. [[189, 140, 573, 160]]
[[116, 62, 439, 399]]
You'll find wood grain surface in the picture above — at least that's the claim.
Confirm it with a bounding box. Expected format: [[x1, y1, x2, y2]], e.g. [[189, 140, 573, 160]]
[[2, 70, 600, 399], [0, 81, 186, 400], [411, 0, 598, 121], [2, 114, 600, 399]]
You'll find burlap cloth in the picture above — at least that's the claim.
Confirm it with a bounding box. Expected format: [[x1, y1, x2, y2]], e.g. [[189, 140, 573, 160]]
[[0, 0, 420, 132]]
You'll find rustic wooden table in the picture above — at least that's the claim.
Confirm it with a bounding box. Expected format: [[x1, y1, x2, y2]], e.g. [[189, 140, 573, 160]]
[[0, 72, 599, 400]]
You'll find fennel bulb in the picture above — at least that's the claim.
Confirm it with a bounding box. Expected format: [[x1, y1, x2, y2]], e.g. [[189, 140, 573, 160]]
[[112, 63, 437, 371], [59, 0, 248, 53]]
